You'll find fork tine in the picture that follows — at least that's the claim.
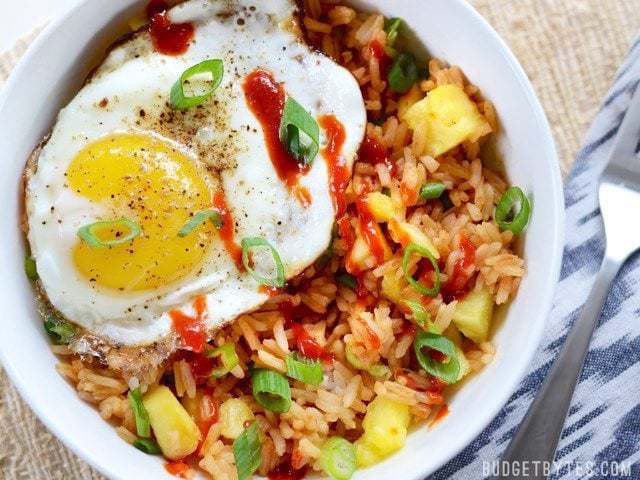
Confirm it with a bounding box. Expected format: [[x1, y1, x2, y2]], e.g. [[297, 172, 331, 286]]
[[607, 84, 640, 175]]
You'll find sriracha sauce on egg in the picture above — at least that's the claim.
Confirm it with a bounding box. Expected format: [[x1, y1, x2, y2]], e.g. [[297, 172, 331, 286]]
[[146, 0, 194, 56], [170, 295, 208, 353], [242, 69, 313, 207]]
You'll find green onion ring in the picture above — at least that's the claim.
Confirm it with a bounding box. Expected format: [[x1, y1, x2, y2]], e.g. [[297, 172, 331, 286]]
[[336, 272, 357, 290], [133, 438, 161, 455], [44, 316, 76, 345], [388, 52, 419, 93], [206, 343, 240, 378], [241, 237, 286, 288], [404, 300, 440, 333], [77, 218, 141, 248], [233, 422, 262, 480], [413, 331, 460, 384], [285, 353, 323, 386], [495, 186, 531, 235], [24, 255, 38, 281], [319, 437, 357, 480], [402, 242, 441, 297], [251, 369, 292, 413], [419, 182, 446, 201], [384, 18, 402, 49], [170, 59, 224, 111], [279, 97, 320, 166], [178, 210, 223, 237], [128, 387, 151, 438]]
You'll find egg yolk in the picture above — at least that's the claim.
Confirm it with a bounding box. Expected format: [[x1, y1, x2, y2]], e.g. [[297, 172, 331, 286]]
[[67, 133, 214, 291]]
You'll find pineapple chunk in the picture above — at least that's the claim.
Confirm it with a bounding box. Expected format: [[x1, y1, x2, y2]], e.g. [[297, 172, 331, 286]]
[[404, 84, 492, 157], [355, 396, 410, 467], [219, 398, 255, 440], [381, 272, 404, 304], [452, 287, 494, 343], [355, 439, 381, 468], [388, 219, 440, 259], [347, 222, 392, 271], [398, 84, 424, 123], [143, 386, 200, 460], [364, 192, 397, 223]]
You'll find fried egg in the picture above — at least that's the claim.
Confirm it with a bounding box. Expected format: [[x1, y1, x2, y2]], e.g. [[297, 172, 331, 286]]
[[25, 0, 365, 348]]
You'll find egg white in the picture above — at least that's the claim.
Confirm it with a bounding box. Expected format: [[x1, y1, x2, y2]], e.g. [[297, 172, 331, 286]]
[[25, 0, 366, 345]]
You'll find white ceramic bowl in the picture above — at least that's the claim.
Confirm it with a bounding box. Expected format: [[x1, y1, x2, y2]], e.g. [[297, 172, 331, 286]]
[[0, 1, 564, 479]]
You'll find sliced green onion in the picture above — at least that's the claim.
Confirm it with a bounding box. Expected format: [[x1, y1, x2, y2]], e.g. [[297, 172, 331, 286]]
[[404, 300, 439, 333], [128, 387, 151, 438], [251, 369, 292, 413], [77, 218, 141, 248], [279, 97, 320, 166], [233, 422, 262, 480], [384, 18, 402, 49], [345, 344, 389, 379], [133, 438, 161, 455], [344, 344, 368, 371], [336, 272, 357, 290], [419, 182, 446, 201], [367, 363, 391, 380], [404, 300, 429, 330], [206, 343, 240, 378], [285, 353, 323, 386], [170, 59, 224, 111], [388, 52, 418, 93], [44, 316, 76, 345], [495, 186, 531, 235], [402, 242, 441, 297], [25, 255, 38, 281], [320, 437, 357, 480], [241, 237, 286, 288], [178, 210, 223, 237], [413, 331, 460, 384]]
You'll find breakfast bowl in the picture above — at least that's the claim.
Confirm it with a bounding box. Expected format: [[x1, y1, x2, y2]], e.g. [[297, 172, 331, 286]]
[[0, 0, 564, 479]]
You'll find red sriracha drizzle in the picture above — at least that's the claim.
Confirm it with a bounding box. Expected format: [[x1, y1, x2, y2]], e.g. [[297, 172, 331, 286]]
[[165, 461, 190, 478], [355, 195, 387, 265], [146, 0, 194, 56], [368, 39, 392, 75], [358, 136, 397, 177], [442, 234, 476, 302], [243, 69, 313, 207], [170, 295, 207, 353], [212, 190, 243, 270], [291, 323, 333, 364], [268, 461, 307, 480], [319, 115, 348, 218], [337, 216, 355, 251]]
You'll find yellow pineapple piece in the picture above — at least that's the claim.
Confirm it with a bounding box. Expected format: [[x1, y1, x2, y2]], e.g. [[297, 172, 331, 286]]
[[388, 219, 440, 259], [381, 272, 404, 304], [405, 84, 492, 157], [347, 222, 392, 271], [452, 287, 494, 343], [143, 386, 201, 460], [355, 396, 411, 467], [364, 192, 398, 223], [219, 398, 255, 440], [398, 84, 424, 123]]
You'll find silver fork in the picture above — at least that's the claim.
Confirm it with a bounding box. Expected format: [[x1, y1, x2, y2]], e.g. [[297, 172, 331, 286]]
[[497, 86, 640, 479]]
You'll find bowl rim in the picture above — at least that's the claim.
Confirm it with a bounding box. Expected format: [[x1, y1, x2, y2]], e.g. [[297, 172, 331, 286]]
[[0, 0, 565, 479]]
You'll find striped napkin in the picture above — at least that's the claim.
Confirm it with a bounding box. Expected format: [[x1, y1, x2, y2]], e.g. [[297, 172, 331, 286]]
[[431, 39, 640, 480]]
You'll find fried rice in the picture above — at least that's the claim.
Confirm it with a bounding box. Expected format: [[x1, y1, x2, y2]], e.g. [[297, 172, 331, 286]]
[[43, 1, 525, 478]]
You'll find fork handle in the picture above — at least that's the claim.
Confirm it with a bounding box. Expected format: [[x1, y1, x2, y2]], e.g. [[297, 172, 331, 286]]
[[496, 255, 622, 479]]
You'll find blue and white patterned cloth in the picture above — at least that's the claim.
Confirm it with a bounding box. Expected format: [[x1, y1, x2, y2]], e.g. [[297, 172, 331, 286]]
[[430, 39, 640, 480]]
